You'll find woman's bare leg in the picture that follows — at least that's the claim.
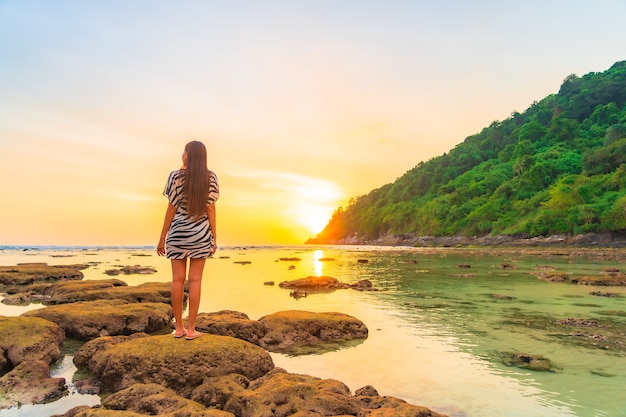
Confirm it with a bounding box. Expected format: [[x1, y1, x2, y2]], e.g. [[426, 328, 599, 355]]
[[186, 257, 206, 337], [170, 259, 187, 334]]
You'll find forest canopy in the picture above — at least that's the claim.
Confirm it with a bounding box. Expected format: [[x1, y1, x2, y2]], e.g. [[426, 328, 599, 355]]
[[309, 61, 626, 244]]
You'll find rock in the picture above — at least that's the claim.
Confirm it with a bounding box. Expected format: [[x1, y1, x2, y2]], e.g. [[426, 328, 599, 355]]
[[279, 275, 382, 293], [102, 383, 206, 415], [263, 281, 275, 285], [195, 311, 267, 345], [0, 263, 85, 287], [0, 316, 65, 368], [104, 265, 157, 276], [190, 373, 250, 409], [74, 378, 100, 395], [0, 360, 67, 409], [43, 281, 172, 305], [351, 394, 448, 416], [492, 294, 515, 300], [557, 318, 598, 327], [499, 352, 557, 372], [289, 289, 308, 299], [456, 264, 471, 268], [225, 371, 360, 417], [590, 291, 618, 297], [258, 310, 368, 352], [73, 333, 151, 369], [500, 263, 518, 270], [537, 272, 569, 282], [355, 385, 379, 396], [351, 279, 378, 291], [279, 257, 301, 261], [22, 299, 173, 340], [571, 274, 626, 286], [279, 276, 349, 290], [88, 334, 274, 396], [357, 259, 369, 264], [1, 292, 31, 305]]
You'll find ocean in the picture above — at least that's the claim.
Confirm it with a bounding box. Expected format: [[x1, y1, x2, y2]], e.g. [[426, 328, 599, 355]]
[[1, 245, 625, 417]]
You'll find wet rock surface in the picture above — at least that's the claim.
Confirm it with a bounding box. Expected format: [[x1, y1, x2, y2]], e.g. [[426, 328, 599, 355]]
[[22, 299, 173, 340], [0, 263, 86, 287]]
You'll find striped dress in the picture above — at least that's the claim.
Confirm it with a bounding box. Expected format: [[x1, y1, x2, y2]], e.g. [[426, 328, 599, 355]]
[[163, 169, 219, 259]]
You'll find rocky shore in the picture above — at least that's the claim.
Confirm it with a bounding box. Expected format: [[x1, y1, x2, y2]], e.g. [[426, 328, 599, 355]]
[[312, 231, 626, 250], [0, 263, 448, 417]]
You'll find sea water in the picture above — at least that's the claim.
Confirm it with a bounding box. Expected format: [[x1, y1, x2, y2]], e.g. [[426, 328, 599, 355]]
[[0, 245, 624, 417]]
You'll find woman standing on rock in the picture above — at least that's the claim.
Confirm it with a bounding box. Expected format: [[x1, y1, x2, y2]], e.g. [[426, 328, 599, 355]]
[[157, 141, 219, 340]]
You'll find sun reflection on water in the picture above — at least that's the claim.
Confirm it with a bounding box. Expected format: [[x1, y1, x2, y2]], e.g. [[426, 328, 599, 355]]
[[313, 249, 323, 276]]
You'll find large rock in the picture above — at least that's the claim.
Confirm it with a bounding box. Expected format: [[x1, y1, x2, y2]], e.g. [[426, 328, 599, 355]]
[[87, 334, 275, 396], [224, 369, 360, 416], [195, 310, 267, 345], [0, 360, 66, 410], [102, 383, 207, 415], [0, 263, 85, 287], [22, 299, 173, 340], [258, 310, 368, 352], [43, 281, 172, 305], [73, 333, 151, 369], [0, 316, 65, 369]]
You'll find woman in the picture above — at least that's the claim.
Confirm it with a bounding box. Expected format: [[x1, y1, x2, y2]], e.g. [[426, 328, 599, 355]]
[[157, 141, 219, 340]]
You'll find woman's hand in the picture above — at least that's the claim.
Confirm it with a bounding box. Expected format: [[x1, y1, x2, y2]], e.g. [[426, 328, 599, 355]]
[[157, 238, 166, 256]]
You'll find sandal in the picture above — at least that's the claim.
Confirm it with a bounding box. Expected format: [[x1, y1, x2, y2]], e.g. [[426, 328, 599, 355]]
[[185, 331, 203, 340], [173, 329, 187, 338]]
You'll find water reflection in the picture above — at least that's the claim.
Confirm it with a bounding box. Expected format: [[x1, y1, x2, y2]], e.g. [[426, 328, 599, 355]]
[[313, 249, 323, 276]]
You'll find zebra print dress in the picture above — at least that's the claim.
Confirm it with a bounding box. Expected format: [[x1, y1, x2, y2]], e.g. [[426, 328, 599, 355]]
[[163, 169, 219, 259]]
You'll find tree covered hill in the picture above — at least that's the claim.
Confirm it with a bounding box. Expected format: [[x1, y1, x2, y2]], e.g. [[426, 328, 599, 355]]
[[309, 61, 626, 244]]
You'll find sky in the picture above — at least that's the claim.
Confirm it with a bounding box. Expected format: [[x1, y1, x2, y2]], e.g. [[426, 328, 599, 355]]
[[1, 1, 625, 246]]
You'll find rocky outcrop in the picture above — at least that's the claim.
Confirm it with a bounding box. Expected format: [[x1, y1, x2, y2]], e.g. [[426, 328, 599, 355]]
[[42, 281, 172, 305], [571, 273, 626, 286], [0, 360, 66, 409], [57, 371, 448, 416], [22, 299, 173, 340], [0, 263, 86, 287], [498, 352, 557, 372], [191, 310, 369, 354], [279, 276, 380, 292], [0, 316, 67, 409], [195, 310, 267, 345], [104, 265, 158, 276], [83, 334, 275, 396], [0, 316, 65, 368], [258, 310, 368, 352]]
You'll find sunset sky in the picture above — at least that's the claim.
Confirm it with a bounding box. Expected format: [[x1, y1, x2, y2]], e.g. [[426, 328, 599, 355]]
[[1, 1, 625, 246]]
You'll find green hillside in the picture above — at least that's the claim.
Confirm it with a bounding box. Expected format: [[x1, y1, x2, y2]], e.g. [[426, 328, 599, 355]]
[[309, 61, 626, 244]]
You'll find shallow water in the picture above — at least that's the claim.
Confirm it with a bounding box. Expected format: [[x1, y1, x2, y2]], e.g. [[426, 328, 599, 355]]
[[1, 245, 625, 417]]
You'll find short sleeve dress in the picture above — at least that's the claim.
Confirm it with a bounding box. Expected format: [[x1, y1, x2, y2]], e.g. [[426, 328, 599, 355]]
[[163, 169, 219, 259]]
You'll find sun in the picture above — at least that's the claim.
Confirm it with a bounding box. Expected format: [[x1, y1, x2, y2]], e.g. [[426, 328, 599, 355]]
[[296, 205, 334, 235]]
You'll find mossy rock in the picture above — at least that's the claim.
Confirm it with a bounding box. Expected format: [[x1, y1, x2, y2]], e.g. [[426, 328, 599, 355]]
[[0, 360, 66, 410], [498, 352, 557, 372], [88, 334, 274, 396], [258, 310, 368, 353], [43, 281, 172, 305], [571, 274, 626, 286], [22, 299, 173, 340], [195, 311, 267, 345], [0, 316, 65, 370], [0, 263, 85, 287]]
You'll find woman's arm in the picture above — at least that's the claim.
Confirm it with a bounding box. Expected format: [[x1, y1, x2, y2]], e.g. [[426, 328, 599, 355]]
[[157, 203, 177, 256], [207, 202, 217, 254]]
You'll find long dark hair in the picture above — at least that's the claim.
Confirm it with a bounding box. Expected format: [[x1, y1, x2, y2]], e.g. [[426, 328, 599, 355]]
[[183, 141, 210, 219]]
